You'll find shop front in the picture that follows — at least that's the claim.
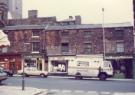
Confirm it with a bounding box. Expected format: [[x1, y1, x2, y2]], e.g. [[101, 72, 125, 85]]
[[48, 56, 75, 75], [0, 53, 21, 73], [22, 53, 47, 71], [106, 55, 133, 78]]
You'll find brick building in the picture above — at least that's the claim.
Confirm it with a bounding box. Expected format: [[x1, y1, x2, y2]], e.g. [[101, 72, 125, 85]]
[[1, 10, 134, 78]]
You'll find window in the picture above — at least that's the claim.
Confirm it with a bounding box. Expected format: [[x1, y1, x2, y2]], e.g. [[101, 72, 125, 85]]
[[116, 42, 124, 53], [83, 43, 92, 54], [61, 43, 69, 52], [114, 30, 124, 39], [83, 31, 92, 37], [32, 42, 40, 52], [83, 31, 92, 42], [61, 31, 69, 37], [32, 30, 40, 37]]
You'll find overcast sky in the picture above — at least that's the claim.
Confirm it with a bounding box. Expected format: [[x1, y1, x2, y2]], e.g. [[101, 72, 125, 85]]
[[23, 0, 133, 24]]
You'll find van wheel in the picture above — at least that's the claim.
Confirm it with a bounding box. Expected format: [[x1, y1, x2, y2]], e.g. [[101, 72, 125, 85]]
[[75, 76, 83, 80], [99, 73, 107, 80], [75, 73, 83, 80], [23, 73, 29, 77], [40, 74, 45, 78]]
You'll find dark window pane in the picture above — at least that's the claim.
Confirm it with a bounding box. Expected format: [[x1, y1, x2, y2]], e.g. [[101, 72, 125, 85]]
[[32, 42, 40, 51], [61, 43, 69, 52]]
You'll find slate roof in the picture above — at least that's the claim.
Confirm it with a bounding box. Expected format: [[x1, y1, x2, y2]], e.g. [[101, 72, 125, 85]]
[[3, 22, 133, 31]]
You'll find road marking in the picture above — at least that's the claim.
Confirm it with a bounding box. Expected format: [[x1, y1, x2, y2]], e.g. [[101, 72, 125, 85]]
[[47, 89, 135, 95], [61, 90, 72, 93], [100, 91, 111, 94], [49, 89, 60, 92], [74, 90, 84, 93], [87, 91, 98, 94]]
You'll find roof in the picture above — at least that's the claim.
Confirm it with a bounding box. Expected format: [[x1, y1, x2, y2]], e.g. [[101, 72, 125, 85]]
[[3, 22, 133, 31]]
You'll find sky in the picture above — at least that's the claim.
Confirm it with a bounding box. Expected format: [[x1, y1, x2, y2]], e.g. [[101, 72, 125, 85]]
[[22, 0, 133, 24]]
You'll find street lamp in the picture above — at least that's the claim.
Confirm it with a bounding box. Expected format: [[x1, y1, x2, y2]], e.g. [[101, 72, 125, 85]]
[[22, 53, 25, 90], [102, 8, 106, 60]]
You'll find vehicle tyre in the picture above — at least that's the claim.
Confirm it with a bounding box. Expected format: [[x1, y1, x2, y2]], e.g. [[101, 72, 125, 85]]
[[22, 73, 29, 77], [99, 73, 107, 80], [40, 74, 45, 78], [75, 73, 83, 80]]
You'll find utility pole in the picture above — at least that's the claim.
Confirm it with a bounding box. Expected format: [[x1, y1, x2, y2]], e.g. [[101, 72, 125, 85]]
[[102, 8, 106, 60], [133, 0, 135, 79]]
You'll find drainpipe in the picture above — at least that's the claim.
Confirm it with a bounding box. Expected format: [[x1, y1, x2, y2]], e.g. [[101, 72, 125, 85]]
[[133, 28, 135, 79], [133, 0, 135, 79]]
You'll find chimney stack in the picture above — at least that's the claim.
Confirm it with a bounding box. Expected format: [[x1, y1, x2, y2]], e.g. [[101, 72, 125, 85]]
[[28, 10, 38, 19]]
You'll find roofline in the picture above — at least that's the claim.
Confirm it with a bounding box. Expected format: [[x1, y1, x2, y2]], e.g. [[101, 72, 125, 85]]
[[3, 22, 133, 31]]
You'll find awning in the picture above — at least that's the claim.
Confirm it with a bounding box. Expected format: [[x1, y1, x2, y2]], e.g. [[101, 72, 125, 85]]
[[0, 30, 10, 47]]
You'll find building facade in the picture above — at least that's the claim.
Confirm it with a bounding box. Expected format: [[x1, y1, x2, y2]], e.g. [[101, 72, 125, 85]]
[[2, 10, 134, 78], [0, 9, 134, 78]]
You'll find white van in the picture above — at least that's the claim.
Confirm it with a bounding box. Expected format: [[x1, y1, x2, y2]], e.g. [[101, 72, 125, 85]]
[[68, 55, 113, 80]]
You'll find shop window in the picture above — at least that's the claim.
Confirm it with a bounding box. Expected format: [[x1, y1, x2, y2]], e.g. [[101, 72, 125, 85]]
[[32, 42, 40, 52], [83, 43, 92, 54], [61, 43, 69, 52], [116, 42, 124, 53], [24, 59, 36, 67], [51, 60, 67, 72]]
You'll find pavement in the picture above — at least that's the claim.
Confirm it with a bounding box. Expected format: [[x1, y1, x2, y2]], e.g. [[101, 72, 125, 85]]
[[0, 86, 47, 95]]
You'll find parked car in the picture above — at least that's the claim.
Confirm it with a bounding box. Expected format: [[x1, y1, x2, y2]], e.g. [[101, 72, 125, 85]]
[[3, 69, 14, 77], [0, 66, 13, 77], [17, 67, 48, 78], [0, 67, 7, 84]]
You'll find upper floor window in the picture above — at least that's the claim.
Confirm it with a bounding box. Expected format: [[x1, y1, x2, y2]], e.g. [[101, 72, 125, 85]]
[[83, 31, 92, 37], [61, 31, 69, 37], [32, 42, 40, 52], [61, 43, 69, 53], [116, 42, 124, 53], [83, 31, 92, 43], [114, 30, 124, 39], [32, 30, 40, 37], [83, 43, 92, 54]]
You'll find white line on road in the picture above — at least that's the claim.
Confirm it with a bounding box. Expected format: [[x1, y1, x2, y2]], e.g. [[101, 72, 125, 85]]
[[87, 91, 98, 94], [100, 91, 111, 94], [61, 90, 72, 93], [49, 89, 60, 92], [74, 90, 85, 93]]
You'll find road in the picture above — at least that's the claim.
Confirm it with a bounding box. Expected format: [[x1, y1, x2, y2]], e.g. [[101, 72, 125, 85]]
[[3, 76, 135, 95]]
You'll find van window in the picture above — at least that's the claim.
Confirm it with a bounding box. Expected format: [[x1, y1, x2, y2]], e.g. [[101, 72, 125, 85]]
[[104, 61, 111, 67], [77, 61, 89, 67]]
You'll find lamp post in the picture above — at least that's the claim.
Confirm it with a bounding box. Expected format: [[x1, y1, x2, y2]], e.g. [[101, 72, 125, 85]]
[[22, 53, 25, 90], [42, 24, 49, 70], [102, 8, 106, 60]]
